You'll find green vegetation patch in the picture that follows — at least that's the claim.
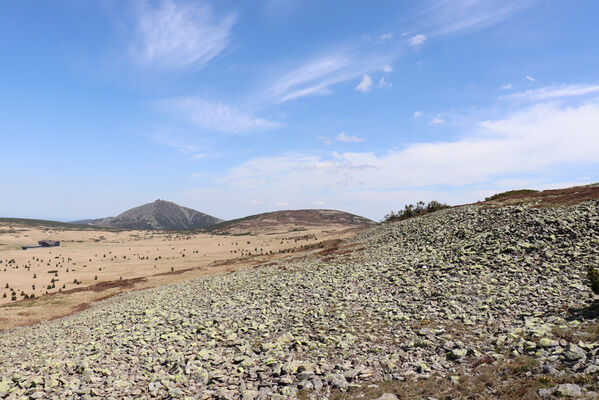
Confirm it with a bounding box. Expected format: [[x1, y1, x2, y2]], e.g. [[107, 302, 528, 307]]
[[382, 200, 450, 223], [485, 189, 539, 201]]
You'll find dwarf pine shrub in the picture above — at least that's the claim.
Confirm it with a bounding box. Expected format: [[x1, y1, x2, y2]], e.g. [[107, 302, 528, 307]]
[[382, 200, 450, 223], [587, 266, 599, 294]]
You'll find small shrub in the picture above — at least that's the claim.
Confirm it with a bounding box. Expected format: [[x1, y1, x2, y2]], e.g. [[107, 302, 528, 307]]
[[507, 356, 538, 374], [382, 200, 450, 223], [485, 189, 538, 201], [587, 266, 599, 294]]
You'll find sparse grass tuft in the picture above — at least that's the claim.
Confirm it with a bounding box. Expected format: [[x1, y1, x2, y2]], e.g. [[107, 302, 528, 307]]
[[327, 357, 561, 400]]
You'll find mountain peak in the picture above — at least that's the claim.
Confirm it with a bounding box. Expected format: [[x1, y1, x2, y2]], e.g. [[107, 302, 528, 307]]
[[85, 200, 223, 230]]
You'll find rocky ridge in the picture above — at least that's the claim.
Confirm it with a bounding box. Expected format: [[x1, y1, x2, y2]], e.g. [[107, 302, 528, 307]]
[[0, 200, 598, 399]]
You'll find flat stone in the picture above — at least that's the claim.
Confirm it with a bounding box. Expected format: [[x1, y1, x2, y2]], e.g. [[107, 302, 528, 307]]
[[539, 338, 559, 347], [447, 348, 467, 360], [555, 383, 582, 397], [376, 394, 399, 400]]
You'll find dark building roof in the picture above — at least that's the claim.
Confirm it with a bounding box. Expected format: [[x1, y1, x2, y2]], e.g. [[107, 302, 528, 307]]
[[38, 240, 60, 247]]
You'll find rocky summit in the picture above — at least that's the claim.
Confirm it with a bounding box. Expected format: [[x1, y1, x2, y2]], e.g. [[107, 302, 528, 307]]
[[1, 200, 599, 399]]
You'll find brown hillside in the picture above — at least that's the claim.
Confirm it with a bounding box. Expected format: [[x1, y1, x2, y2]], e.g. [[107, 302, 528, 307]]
[[206, 209, 374, 234], [481, 182, 599, 208]]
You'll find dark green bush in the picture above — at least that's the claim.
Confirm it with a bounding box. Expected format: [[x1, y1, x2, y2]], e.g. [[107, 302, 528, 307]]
[[382, 200, 450, 223], [485, 189, 538, 201], [587, 266, 599, 294]]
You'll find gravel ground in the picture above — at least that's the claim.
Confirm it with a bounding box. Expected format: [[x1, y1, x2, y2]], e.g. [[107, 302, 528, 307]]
[[0, 201, 598, 399]]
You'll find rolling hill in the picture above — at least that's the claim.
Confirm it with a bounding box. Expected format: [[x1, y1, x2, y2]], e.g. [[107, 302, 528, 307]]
[[205, 209, 375, 234]]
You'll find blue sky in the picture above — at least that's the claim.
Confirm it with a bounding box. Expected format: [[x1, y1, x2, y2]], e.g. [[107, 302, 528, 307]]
[[1, 0, 599, 221]]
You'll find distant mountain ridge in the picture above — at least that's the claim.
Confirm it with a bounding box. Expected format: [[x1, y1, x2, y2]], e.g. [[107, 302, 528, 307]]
[[72, 200, 223, 230]]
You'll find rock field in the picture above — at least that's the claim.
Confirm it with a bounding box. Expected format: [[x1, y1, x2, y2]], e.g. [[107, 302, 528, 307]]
[[0, 200, 598, 399]]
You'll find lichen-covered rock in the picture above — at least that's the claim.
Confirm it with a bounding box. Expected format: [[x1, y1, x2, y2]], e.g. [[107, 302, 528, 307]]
[[0, 200, 598, 398], [555, 383, 583, 397]]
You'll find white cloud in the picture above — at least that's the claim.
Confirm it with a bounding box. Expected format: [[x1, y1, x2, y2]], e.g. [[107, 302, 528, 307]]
[[413, 111, 424, 118], [355, 74, 373, 93], [378, 77, 392, 88], [526, 75, 536, 82], [265, 50, 392, 103], [215, 101, 599, 194], [132, 0, 236, 70], [311, 201, 326, 205], [183, 101, 599, 220], [250, 200, 264, 205], [407, 34, 427, 47], [501, 83, 513, 90], [268, 53, 351, 101], [429, 117, 446, 125], [275, 201, 288, 207], [505, 84, 599, 101], [377, 32, 394, 43], [158, 97, 280, 133], [422, 0, 532, 36], [337, 132, 364, 143], [383, 65, 393, 73]]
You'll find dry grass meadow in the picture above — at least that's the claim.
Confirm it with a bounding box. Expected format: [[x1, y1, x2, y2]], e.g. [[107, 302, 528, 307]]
[[0, 220, 364, 331]]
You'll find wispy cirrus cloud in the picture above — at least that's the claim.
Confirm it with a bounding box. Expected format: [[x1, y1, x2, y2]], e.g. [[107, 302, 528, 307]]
[[402, 0, 533, 52], [157, 97, 280, 133], [376, 32, 394, 43], [132, 0, 236, 70], [153, 44, 393, 146], [421, 0, 532, 36], [504, 83, 599, 101], [263, 49, 393, 103]]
